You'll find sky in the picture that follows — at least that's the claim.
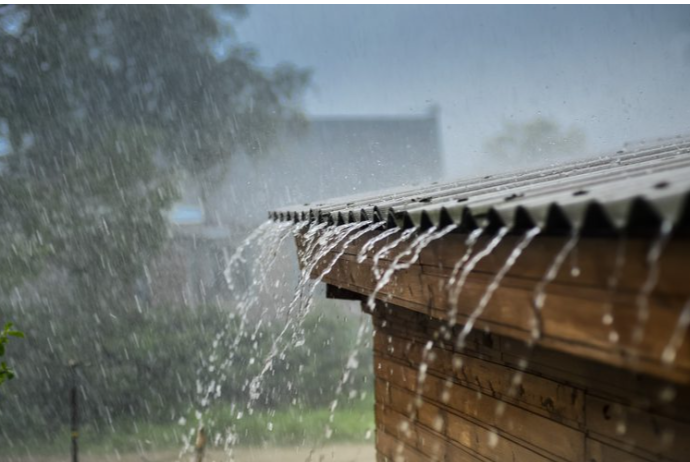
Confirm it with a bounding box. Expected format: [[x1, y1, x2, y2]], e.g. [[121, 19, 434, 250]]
[[236, 5, 690, 178]]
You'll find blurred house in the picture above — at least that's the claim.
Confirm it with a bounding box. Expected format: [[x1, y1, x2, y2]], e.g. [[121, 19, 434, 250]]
[[148, 108, 444, 307]]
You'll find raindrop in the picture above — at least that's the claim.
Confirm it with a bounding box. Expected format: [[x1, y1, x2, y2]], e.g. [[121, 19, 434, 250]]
[[487, 430, 500, 448], [456, 227, 539, 351]]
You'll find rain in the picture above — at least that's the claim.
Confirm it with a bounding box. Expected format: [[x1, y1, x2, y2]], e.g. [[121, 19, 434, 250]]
[[2, 5, 690, 462]]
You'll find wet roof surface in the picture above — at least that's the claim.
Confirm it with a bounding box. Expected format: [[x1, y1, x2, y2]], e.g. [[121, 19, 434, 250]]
[[269, 138, 690, 235]]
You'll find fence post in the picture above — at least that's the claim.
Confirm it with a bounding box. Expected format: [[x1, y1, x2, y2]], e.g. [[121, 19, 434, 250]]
[[195, 426, 207, 462], [68, 360, 79, 462]]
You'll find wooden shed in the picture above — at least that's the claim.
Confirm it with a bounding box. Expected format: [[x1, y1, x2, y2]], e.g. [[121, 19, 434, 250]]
[[271, 140, 690, 462]]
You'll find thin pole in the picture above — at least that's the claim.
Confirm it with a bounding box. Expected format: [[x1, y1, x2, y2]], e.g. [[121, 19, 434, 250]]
[[195, 426, 206, 462], [69, 360, 79, 462]]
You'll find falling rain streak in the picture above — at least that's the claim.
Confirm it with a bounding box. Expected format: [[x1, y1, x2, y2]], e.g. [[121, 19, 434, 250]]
[[599, 236, 628, 344], [662, 298, 690, 365], [366, 224, 457, 312], [530, 230, 580, 341], [448, 227, 509, 328], [456, 227, 540, 351], [146, 174, 687, 457], [633, 220, 674, 344], [5, 5, 690, 461]]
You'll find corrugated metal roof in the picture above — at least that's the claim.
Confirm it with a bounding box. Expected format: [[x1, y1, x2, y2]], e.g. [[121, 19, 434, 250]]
[[269, 138, 690, 235]]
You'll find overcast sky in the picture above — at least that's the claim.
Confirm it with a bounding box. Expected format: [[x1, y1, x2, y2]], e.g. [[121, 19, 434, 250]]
[[237, 5, 690, 178]]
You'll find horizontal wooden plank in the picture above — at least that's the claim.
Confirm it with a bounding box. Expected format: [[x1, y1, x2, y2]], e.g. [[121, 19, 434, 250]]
[[374, 329, 585, 428], [416, 424, 447, 461], [374, 354, 585, 461], [585, 395, 690, 461], [375, 304, 690, 420], [301, 228, 690, 382], [376, 428, 429, 462], [585, 438, 656, 462], [322, 257, 690, 383], [376, 403, 417, 449], [445, 411, 554, 462], [372, 300, 690, 461], [377, 400, 522, 462], [323, 230, 690, 297]]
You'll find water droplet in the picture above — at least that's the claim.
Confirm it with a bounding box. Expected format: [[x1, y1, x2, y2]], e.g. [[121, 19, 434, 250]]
[[433, 415, 445, 432], [494, 401, 506, 417], [487, 431, 499, 448], [661, 428, 676, 447], [615, 421, 627, 435], [659, 386, 676, 403], [441, 389, 451, 403]]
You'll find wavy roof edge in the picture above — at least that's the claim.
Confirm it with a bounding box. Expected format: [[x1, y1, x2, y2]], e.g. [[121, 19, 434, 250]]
[[269, 137, 690, 235]]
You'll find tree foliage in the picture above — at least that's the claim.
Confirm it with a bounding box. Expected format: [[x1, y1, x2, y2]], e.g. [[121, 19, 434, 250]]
[[0, 4, 310, 436], [0, 322, 24, 387], [0, 302, 369, 442], [0, 5, 308, 308]]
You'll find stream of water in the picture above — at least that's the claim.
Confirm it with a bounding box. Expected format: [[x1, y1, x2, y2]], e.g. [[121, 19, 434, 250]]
[[204, 214, 684, 458]]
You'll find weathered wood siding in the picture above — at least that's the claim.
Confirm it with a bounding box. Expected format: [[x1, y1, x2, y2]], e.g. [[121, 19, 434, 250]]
[[303, 229, 690, 460], [309, 232, 690, 383], [372, 302, 690, 462]]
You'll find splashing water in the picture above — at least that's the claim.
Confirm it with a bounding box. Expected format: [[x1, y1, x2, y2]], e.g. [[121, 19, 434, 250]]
[[292, 221, 376, 316], [633, 220, 673, 344], [371, 227, 417, 279], [357, 226, 401, 263], [297, 221, 329, 262], [447, 227, 509, 328], [326, 316, 372, 437], [192, 219, 299, 448], [446, 228, 484, 288], [437, 228, 484, 341], [456, 228, 540, 351], [398, 227, 537, 447], [366, 224, 457, 312], [247, 221, 381, 410], [322, 223, 434, 444], [530, 230, 579, 341], [223, 220, 274, 291]]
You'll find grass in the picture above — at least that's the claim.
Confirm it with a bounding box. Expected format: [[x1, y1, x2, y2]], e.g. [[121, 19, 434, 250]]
[[4, 401, 375, 457], [209, 402, 375, 446]]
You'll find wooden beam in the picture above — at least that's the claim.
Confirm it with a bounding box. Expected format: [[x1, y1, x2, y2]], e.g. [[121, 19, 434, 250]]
[[297, 229, 690, 383], [325, 284, 364, 301]]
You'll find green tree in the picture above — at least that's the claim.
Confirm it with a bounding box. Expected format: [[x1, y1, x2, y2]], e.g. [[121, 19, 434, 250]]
[[0, 322, 24, 387], [0, 4, 308, 325], [484, 117, 586, 162], [0, 5, 308, 436]]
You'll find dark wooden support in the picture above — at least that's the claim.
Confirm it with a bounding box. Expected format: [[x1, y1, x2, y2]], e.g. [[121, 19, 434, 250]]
[[326, 284, 364, 301]]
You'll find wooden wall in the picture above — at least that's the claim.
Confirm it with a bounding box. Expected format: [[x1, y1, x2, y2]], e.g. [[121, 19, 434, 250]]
[[371, 301, 690, 462], [313, 232, 690, 383]]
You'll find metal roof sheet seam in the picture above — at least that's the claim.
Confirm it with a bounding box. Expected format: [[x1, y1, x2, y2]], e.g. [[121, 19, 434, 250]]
[[269, 138, 690, 236]]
